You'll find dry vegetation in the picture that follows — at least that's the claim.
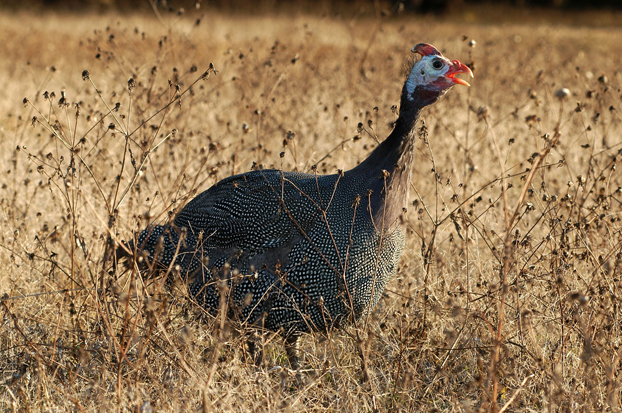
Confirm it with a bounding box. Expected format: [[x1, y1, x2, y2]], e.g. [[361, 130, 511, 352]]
[[1, 6, 622, 412]]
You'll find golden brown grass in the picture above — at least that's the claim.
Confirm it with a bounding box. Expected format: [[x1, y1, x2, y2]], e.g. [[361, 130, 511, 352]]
[[1, 6, 622, 412]]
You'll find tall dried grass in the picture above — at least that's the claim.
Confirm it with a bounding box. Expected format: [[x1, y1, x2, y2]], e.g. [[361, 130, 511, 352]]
[[1, 6, 622, 412]]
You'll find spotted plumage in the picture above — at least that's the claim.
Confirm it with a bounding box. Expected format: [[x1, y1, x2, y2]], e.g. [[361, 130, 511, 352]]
[[125, 43, 472, 366]]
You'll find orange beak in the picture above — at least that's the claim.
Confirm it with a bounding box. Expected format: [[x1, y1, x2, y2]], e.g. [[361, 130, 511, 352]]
[[446, 60, 474, 87]]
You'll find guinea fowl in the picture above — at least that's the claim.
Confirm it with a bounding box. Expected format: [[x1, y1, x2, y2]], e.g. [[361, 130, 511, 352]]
[[126, 43, 472, 367]]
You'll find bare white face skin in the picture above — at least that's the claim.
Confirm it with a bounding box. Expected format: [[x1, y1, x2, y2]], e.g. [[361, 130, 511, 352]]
[[405, 54, 467, 100]]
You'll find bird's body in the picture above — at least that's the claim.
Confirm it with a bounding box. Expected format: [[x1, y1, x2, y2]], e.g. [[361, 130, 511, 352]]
[[127, 43, 472, 365], [140, 166, 405, 334]]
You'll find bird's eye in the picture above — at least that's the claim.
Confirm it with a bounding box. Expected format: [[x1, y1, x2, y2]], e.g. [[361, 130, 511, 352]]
[[432, 59, 443, 70]]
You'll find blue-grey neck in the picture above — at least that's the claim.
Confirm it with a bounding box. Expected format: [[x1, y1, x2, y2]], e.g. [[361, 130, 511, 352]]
[[347, 82, 447, 228]]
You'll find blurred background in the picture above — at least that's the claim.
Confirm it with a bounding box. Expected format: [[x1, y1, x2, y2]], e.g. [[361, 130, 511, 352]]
[[2, 0, 621, 14]]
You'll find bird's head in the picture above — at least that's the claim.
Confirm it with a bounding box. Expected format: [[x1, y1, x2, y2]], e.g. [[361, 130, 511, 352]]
[[403, 43, 473, 104]]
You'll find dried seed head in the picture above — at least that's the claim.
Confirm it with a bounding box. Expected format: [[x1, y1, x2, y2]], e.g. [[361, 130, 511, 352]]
[[352, 194, 361, 207], [82, 70, 90, 80], [58, 91, 68, 107], [476, 105, 489, 120], [555, 88, 570, 99]]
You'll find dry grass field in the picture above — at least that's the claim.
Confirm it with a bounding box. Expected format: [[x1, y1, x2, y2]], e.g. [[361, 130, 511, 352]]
[[1, 5, 622, 412]]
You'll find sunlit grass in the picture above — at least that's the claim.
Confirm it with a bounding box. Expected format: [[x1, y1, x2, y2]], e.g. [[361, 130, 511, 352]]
[[1, 6, 622, 412]]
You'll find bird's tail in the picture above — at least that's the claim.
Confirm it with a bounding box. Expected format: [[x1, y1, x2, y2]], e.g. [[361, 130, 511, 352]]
[[117, 224, 196, 273]]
